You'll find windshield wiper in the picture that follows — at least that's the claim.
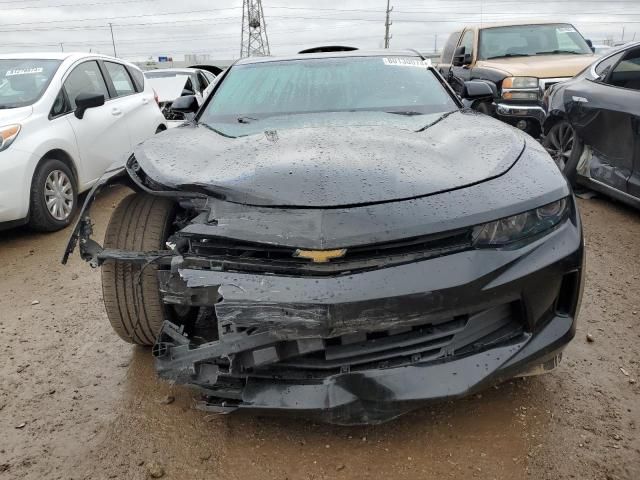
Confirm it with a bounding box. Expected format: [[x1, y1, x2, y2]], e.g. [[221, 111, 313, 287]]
[[536, 50, 583, 55], [415, 110, 457, 133], [485, 53, 532, 59], [386, 111, 424, 116], [237, 116, 258, 124]]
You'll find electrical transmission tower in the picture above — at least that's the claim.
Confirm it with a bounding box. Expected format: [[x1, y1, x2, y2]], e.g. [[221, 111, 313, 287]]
[[240, 0, 270, 58]]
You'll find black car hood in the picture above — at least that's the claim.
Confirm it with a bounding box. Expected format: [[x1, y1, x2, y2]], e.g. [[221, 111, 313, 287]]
[[134, 111, 525, 208]]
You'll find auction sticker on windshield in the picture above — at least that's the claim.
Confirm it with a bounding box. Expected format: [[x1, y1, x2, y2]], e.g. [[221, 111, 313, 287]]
[[383, 57, 431, 68], [6, 67, 44, 76]]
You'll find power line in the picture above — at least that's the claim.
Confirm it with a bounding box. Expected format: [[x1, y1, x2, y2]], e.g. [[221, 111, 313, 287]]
[[3, 0, 159, 10], [6, 23, 375, 48], [3, 7, 640, 31], [0, 16, 242, 33], [0, 7, 240, 27]]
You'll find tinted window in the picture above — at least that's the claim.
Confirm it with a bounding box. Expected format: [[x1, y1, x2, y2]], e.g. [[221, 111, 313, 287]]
[[441, 31, 462, 64], [595, 51, 624, 77], [64, 61, 109, 109], [201, 57, 457, 123], [105, 61, 135, 97], [0, 59, 61, 108], [460, 30, 474, 58], [479, 24, 592, 60], [606, 48, 640, 91]]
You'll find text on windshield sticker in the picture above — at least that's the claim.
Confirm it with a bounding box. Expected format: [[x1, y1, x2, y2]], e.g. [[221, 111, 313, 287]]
[[383, 57, 431, 68], [6, 67, 44, 76]]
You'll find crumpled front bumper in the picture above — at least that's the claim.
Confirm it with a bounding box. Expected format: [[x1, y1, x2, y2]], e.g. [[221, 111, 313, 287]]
[[61, 162, 583, 424], [152, 212, 583, 424], [194, 315, 571, 425]]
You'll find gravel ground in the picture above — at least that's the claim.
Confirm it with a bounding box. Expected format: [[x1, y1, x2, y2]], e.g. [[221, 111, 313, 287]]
[[0, 187, 638, 480]]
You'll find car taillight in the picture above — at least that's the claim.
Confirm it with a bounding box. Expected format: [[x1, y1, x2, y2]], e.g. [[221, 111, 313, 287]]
[[153, 89, 159, 106]]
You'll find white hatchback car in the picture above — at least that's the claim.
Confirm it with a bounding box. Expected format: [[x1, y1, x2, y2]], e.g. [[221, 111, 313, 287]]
[[0, 53, 166, 231]]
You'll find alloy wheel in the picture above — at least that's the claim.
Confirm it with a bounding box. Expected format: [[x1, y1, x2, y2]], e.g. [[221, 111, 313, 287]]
[[546, 122, 575, 171], [44, 170, 74, 221]]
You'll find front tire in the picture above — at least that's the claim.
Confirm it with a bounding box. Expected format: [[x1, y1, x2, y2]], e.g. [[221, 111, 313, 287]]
[[543, 120, 581, 187], [101, 193, 176, 345], [28, 158, 78, 232]]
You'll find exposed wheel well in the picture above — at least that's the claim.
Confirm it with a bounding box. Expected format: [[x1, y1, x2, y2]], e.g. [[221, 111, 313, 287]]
[[38, 149, 79, 189], [543, 113, 568, 136]]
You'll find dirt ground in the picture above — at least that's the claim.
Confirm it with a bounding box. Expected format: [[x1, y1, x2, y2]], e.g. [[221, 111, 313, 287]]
[[0, 187, 638, 480]]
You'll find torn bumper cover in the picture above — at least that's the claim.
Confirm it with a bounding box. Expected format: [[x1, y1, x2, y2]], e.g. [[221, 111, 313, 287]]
[[150, 217, 583, 425], [63, 154, 584, 425]]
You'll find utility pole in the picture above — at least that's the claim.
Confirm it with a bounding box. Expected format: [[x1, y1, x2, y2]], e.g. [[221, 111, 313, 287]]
[[240, 0, 270, 58], [108, 22, 117, 57], [384, 0, 392, 49], [60, 42, 64, 52], [433, 34, 438, 54]]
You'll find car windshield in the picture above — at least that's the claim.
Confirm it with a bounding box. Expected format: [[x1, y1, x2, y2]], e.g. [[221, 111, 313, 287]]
[[479, 24, 592, 60], [0, 59, 61, 108], [199, 56, 457, 126]]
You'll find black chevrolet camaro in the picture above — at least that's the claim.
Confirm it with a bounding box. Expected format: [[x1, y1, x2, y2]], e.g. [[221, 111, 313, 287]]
[[64, 49, 584, 425]]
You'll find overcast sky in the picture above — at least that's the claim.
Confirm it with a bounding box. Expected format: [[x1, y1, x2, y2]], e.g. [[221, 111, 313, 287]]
[[2, 0, 640, 61]]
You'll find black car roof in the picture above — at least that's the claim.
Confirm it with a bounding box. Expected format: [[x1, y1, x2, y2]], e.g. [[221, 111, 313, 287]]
[[234, 49, 424, 65]]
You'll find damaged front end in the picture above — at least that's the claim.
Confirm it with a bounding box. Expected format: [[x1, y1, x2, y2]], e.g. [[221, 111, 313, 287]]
[[63, 148, 584, 425]]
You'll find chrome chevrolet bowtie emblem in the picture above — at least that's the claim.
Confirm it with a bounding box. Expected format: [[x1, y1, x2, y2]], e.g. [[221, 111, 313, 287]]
[[293, 249, 347, 263]]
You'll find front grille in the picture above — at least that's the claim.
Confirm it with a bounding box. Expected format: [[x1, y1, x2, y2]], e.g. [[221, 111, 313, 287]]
[[249, 302, 525, 380], [184, 228, 473, 276]]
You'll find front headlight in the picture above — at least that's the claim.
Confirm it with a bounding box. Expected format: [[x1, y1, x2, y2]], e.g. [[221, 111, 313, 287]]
[[502, 76, 540, 101], [502, 77, 539, 89], [472, 198, 568, 247], [0, 124, 21, 152]]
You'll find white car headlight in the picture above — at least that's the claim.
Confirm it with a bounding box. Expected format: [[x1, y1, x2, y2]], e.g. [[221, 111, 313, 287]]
[[0, 124, 21, 152], [473, 198, 569, 247]]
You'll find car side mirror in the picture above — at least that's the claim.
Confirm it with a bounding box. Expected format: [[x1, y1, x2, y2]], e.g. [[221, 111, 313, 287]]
[[462, 80, 497, 100], [453, 46, 472, 67], [74, 92, 105, 119], [585, 39, 595, 53], [171, 94, 199, 114]]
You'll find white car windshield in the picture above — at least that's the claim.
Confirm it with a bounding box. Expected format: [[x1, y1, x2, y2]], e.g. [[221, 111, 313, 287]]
[[0, 59, 61, 109]]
